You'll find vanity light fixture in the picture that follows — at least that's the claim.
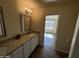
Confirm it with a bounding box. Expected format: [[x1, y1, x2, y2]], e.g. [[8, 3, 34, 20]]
[[30, 10, 32, 13], [25, 8, 32, 16], [25, 8, 28, 10], [25, 8, 28, 14]]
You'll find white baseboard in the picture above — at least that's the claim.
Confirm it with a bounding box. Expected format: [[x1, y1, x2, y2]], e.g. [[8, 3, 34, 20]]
[[55, 48, 69, 54]]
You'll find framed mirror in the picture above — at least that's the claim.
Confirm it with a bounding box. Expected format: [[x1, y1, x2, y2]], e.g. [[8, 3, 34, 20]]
[[0, 7, 6, 38], [20, 14, 31, 34]]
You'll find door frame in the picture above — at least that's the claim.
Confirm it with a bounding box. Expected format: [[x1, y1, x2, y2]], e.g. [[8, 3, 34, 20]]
[[43, 15, 60, 43]]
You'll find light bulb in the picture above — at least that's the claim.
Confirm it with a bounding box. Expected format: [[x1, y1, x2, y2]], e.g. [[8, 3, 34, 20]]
[[25, 8, 28, 10], [30, 10, 32, 13]]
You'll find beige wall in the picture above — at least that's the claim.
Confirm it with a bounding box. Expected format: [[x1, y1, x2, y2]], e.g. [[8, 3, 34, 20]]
[[0, 0, 29, 39], [31, 3, 79, 53]]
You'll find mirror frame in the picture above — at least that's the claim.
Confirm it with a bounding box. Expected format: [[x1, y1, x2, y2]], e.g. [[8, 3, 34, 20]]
[[0, 7, 6, 38], [20, 14, 31, 34]]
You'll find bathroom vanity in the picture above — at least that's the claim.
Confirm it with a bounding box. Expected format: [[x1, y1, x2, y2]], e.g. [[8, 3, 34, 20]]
[[0, 33, 39, 58], [0, 7, 38, 58]]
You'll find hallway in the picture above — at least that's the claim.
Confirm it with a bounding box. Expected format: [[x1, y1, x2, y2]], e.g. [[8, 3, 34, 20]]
[[44, 33, 55, 48], [30, 33, 68, 58]]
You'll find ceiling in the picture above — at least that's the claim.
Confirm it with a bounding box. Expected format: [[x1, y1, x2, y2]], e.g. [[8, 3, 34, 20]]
[[24, 0, 79, 10]]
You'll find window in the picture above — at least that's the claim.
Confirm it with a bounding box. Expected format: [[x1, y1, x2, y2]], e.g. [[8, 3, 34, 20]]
[[45, 15, 59, 33], [45, 20, 54, 28]]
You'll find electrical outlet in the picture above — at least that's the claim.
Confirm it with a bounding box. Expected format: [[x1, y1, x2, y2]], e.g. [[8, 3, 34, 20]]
[[64, 38, 68, 42]]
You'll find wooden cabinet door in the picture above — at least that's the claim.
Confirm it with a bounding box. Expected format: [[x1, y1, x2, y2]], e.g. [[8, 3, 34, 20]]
[[11, 46, 23, 58], [24, 41, 30, 58]]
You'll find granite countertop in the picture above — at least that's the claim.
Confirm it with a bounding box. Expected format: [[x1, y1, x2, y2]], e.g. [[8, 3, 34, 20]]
[[0, 33, 37, 57]]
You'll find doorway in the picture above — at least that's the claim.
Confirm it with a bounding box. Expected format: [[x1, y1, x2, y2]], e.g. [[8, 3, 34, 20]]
[[44, 15, 59, 48], [30, 15, 68, 58]]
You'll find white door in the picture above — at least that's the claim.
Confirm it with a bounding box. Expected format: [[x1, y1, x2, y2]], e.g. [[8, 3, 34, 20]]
[[11, 46, 23, 58], [30, 38, 35, 53], [24, 41, 30, 58], [69, 14, 79, 58], [30, 36, 38, 53]]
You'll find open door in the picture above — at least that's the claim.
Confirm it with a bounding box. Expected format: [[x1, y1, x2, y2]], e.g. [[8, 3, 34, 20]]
[[69, 14, 79, 58]]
